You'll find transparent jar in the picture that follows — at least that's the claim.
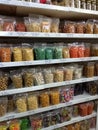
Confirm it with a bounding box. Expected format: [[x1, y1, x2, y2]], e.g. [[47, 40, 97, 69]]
[[86, 0, 92, 10], [81, 0, 86, 9]]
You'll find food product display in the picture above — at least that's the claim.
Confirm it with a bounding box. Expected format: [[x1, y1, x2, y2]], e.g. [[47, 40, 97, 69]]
[[54, 68, 64, 82], [12, 47, 23, 61], [9, 120, 20, 130], [64, 66, 74, 80], [15, 94, 27, 113], [10, 70, 23, 88], [42, 112, 51, 127], [50, 89, 60, 105], [0, 97, 8, 117], [20, 118, 29, 130], [7, 96, 14, 112], [63, 21, 75, 33], [39, 91, 50, 107], [51, 110, 61, 125], [27, 93, 38, 110], [44, 69, 54, 84]]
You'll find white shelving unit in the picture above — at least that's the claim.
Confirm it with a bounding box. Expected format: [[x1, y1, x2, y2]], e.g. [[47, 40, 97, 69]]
[[0, 0, 98, 129]]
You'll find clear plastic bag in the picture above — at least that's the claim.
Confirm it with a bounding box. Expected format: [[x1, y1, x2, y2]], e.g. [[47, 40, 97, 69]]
[[69, 43, 78, 58], [63, 21, 76, 33], [76, 22, 85, 33], [15, 94, 27, 113], [62, 45, 70, 58], [0, 97, 8, 117], [12, 45, 23, 61], [39, 90, 50, 107], [7, 96, 14, 112], [51, 18, 60, 33], [41, 17, 51, 33], [54, 67, 64, 82], [85, 20, 94, 34], [10, 69, 23, 88], [64, 66, 74, 80], [27, 92, 38, 110], [23, 69, 34, 87], [50, 89, 60, 105], [22, 43, 34, 61], [3, 17, 16, 31], [0, 71, 9, 91], [94, 20, 98, 34], [0, 44, 11, 62], [54, 43, 63, 59], [45, 45, 54, 59], [15, 18, 26, 32], [9, 120, 20, 130], [42, 112, 51, 127]]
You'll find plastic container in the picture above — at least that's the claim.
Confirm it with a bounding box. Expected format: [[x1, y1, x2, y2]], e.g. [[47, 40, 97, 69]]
[[20, 118, 29, 130], [45, 46, 53, 59], [94, 20, 98, 34], [50, 89, 60, 105], [0, 97, 8, 117], [73, 65, 83, 79], [69, 43, 78, 58], [10, 70, 23, 88], [79, 104, 88, 116], [15, 18, 26, 32], [86, 0, 91, 10], [15, 94, 27, 113], [87, 102, 94, 115], [81, 0, 86, 9], [12, 46, 23, 61], [54, 44, 63, 59], [74, 0, 81, 8], [51, 110, 61, 125], [84, 43, 90, 57], [72, 105, 79, 117], [39, 91, 50, 107], [9, 120, 20, 130], [27, 92, 38, 110]]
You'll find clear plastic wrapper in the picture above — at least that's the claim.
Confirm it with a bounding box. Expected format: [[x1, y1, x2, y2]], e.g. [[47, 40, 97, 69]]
[[85, 20, 94, 34], [94, 20, 98, 34], [73, 65, 83, 79], [0, 44, 11, 62], [0, 97, 8, 117], [30, 115, 42, 130], [74, 83, 84, 96], [78, 43, 85, 57], [20, 118, 29, 130], [7, 95, 14, 112], [22, 43, 34, 61], [54, 45, 63, 59], [51, 110, 61, 125], [23, 69, 34, 87], [51, 18, 60, 33], [42, 112, 51, 127], [33, 69, 45, 85], [72, 105, 79, 117], [60, 107, 72, 122], [89, 117, 96, 128], [10, 69, 23, 88], [41, 17, 51, 32], [87, 102, 94, 115], [0, 71, 9, 91], [15, 18, 26, 32], [63, 21, 75, 33], [34, 44, 45, 60], [24, 17, 41, 32], [79, 103, 88, 116], [45, 46, 53, 59], [67, 125, 75, 130], [62, 45, 70, 58], [57, 0, 65, 6], [44, 68, 54, 84], [39, 91, 50, 107], [74, 123, 80, 130], [9, 120, 20, 130], [0, 122, 8, 130], [50, 89, 60, 105], [87, 0, 91, 10], [84, 62, 95, 77], [76, 22, 85, 33], [91, 44, 98, 56], [54, 67, 64, 82], [95, 62, 98, 76], [84, 43, 90, 57], [74, 0, 81, 8], [69, 43, 78, 58], [81, 0, 86, 9], [12, 46, 23, 61], [27, 92, 38, 110], [3, 17, 16, 31], [64, 66, 74, 80], [15, 94, 27, 113], [0, 17, 3, 31]]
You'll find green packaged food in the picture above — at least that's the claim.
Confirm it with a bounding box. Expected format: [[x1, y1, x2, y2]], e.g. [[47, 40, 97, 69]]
[[20, 118, 29, 130], [45, 47, 53, 59], [54, 47, 62, 59], [34, 47, 45, 60]]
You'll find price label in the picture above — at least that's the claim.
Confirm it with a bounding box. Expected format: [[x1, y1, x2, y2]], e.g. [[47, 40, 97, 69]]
[[65, 81, 70, 85], [66, 102, 73, 106], [1, 91, 9, 96], [45, 60, 51, 64]]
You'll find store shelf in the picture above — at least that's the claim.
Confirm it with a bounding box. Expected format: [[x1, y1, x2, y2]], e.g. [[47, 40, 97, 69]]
[[42, 112, 96, 130], [0, 0, 98, 19], [0, 32, 98, 38], [0, 57, 98, 68], [0, 76, 98, 96], [0, 94, 97, 122]]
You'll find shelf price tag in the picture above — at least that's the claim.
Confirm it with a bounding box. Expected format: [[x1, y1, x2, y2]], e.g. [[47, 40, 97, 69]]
[[66, 102, 73, 106], [65, 81, 70, 85], [45, 60, 51, 64], [6, 115, 15, 120]]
